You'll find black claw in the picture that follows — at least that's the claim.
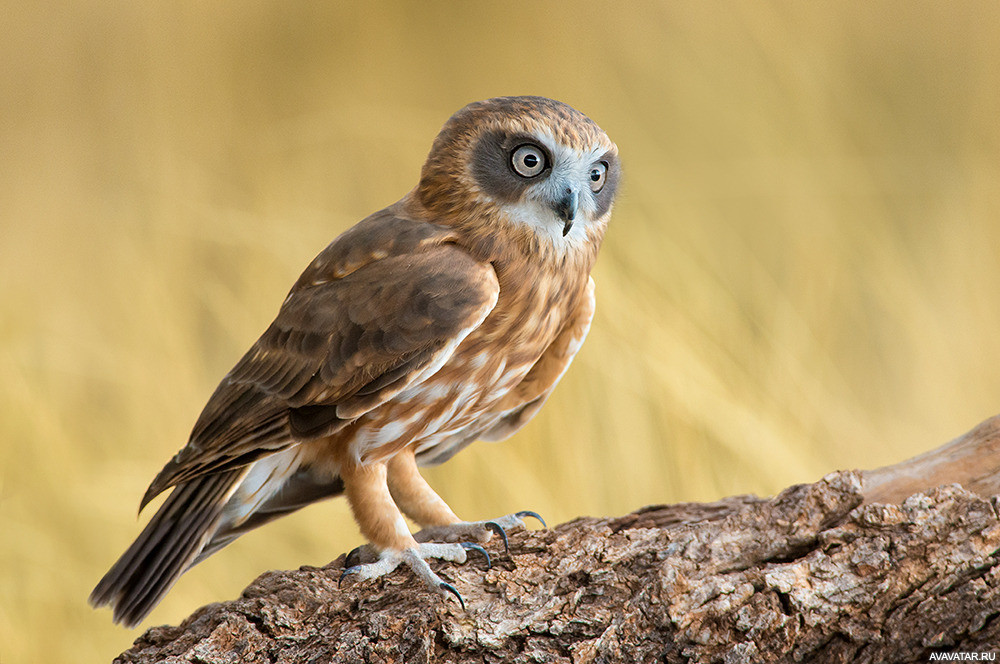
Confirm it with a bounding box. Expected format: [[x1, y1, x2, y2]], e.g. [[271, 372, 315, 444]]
[[439, 582, 465, 610], [516, 510, 546, 528], [345, 545, 364, 568], [461, 542, 491, 570], [484, 521, 510, 555], [339, 565, 361, 588]]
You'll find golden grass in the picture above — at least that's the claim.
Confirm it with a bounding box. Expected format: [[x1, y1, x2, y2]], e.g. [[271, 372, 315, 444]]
[[2, 1, 999, 660]]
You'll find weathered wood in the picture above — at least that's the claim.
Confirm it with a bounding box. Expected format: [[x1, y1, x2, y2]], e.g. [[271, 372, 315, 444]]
[[862, 415, 1000, 505], [114, 416, 1000, 663]]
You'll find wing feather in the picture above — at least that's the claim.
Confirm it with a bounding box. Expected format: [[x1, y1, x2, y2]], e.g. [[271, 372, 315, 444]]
[[142, 212, 499, 507]]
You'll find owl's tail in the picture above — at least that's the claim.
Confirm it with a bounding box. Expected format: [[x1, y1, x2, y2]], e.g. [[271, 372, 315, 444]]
[[90, 450, 345, 627], [89, 469, 244, 627]]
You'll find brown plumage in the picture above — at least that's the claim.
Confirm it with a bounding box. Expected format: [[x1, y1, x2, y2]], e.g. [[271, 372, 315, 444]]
[[91, 96, 620, 626]]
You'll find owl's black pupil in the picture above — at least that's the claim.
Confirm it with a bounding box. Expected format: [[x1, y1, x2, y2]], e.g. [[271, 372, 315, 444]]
[[523, 154, 538, 168], [591, 169, 601, 181]]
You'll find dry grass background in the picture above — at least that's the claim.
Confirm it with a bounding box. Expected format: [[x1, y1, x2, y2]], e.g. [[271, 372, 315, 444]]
[[2, 1, 999, 660]]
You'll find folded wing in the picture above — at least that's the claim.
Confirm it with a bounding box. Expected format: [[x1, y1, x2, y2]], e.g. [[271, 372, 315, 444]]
[[142, 213, 500, 509]]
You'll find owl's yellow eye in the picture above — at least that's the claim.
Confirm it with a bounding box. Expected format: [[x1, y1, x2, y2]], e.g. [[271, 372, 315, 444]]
[[589, 162, 608, 193], [511, 144, 547, 178]]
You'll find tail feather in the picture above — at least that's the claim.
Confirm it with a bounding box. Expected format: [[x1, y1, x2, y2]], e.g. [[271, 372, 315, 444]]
[[114, 485, 225, 622], [91, 452, 347, 628], [90, 469, 244, 627]]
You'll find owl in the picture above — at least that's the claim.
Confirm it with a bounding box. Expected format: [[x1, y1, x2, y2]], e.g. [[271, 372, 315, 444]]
[[91, 96, 621, 626]]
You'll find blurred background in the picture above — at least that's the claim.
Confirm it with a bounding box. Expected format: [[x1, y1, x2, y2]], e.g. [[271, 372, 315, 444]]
[[2, 1, 999, 660]]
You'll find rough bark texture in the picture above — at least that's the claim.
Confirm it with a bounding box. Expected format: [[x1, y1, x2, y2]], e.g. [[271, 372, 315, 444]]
[[115, 417, 1000, 663]]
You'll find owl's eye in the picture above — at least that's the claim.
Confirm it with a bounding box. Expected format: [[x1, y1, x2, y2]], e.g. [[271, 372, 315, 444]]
[[589, 162, 608, 193], [511, 144, 547, 178]]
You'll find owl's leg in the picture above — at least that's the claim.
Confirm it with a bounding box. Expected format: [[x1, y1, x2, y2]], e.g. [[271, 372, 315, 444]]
[[386, 447, 461, 527], [384, 448, 544, 552], [338, 457, 488, 608]]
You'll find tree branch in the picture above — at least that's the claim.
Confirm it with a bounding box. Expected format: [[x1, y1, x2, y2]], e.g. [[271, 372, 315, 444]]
[[115, 416, 1000, 663]]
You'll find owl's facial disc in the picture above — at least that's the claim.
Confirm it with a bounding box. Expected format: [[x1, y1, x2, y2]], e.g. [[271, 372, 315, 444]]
[[506, 139, 581, 233], [471, 129, 618, 244]]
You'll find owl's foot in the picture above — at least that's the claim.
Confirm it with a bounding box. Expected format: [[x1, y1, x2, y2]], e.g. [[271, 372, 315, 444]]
[[413, 510, 546, 552], [339, 542, 490, 610], [344, 511, 545, 566]]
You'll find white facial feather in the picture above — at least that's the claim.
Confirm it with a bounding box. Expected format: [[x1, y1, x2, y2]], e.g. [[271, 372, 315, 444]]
[[494, 130, 609, 250]]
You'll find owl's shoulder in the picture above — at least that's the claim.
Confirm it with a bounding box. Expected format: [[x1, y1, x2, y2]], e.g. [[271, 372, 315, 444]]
[[292, 203, 464, 289]]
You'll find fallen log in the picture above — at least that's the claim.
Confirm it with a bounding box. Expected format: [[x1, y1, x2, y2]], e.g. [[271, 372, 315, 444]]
[[114, 416, 1000, 663]]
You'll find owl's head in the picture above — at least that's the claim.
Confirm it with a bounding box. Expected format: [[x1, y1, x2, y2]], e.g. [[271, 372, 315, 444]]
[[417, 96, 620, 252]]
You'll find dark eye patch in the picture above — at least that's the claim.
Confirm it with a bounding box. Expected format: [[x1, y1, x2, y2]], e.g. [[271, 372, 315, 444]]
[[471, 131, 550, 203], [592, 151, 621, 218]]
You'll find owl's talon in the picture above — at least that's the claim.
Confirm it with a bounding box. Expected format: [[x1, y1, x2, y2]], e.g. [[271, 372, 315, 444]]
[[336, 542, 473, 607], [345, 546, 363, 568], [439, 581, 465, 610], [339, 565, 361, 587], [483, 521, 510, 555], [460, 542, 491, 569], [515, 510, 546, 528], [411, 510, 544, 555]]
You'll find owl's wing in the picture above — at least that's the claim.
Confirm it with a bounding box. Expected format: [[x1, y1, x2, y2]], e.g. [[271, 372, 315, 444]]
[[141, 211, 499, 509], [478, 276, 596, 442]]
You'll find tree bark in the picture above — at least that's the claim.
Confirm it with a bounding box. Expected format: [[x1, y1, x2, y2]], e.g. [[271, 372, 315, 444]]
[[115, 417, 1000, 663]]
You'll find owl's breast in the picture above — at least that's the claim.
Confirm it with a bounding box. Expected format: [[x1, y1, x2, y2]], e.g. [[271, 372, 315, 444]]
[[344, 350, 529, 465], [343, 264, 584, 465]]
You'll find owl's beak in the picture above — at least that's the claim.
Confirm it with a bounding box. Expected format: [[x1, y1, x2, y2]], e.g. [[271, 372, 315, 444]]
[[554, 189, 579, 236]]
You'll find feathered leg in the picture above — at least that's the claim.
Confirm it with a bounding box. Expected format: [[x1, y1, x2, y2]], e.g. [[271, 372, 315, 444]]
[[391, 448, 543, 545], [338, 456, 489, 608], [346, 448, 541, 571]]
